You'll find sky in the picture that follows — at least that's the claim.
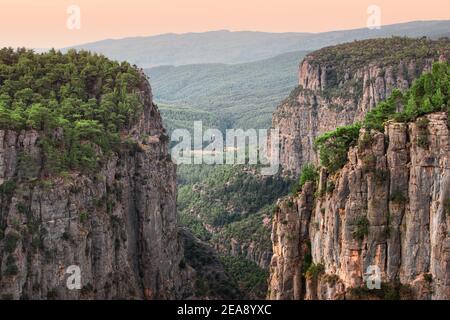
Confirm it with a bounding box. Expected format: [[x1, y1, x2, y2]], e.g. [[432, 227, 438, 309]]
[[0, 0, 449, 48]]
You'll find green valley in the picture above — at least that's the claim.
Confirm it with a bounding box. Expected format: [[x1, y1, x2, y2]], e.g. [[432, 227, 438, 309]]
[[147, 50, 308, 130], [176, 164, 292, 298]]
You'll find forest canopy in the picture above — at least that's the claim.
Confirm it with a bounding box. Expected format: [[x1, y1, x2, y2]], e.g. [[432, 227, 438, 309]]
[[0, 48, 146, 174]]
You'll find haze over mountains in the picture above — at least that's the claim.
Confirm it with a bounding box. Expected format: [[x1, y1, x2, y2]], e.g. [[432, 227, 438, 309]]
[[64, 20, 450, 131], [68, 20, 450, 68]]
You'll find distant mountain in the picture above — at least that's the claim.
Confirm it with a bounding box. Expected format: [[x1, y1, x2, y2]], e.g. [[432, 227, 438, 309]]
[[68, 20, 450, 68], [148, 50, 308, 130]]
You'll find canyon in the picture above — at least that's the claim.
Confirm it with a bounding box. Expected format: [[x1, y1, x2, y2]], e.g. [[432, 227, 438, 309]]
[[1, 36, 449, 301]]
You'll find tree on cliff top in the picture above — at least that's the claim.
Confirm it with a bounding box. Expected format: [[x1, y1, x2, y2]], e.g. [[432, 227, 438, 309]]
[[0, 48, 147, 175]]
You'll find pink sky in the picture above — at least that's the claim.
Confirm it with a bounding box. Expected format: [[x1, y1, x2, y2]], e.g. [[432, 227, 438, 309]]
[[1, 0, 449, 48]]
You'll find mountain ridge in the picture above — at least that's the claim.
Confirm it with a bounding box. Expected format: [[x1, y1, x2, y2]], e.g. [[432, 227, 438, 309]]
[[66, 20, 450, 68], [147, 50, 308, 130]]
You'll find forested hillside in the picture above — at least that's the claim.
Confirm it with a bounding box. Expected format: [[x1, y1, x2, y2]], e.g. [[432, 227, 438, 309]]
[[148, 51, 307, 130], [157, 104, 228, 137]]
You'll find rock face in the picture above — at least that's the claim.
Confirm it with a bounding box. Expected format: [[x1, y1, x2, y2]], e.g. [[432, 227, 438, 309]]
[[214, 238, 272, 270], [267, 182, 314, 300], [0, 75, 189, 300], [269, 39, 450, 300], [268, 112, 450, 300], [273, 38, 450, 176]]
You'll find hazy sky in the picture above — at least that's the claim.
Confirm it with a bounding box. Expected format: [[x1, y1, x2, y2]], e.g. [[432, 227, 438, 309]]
[[1, 0, 449, 48]]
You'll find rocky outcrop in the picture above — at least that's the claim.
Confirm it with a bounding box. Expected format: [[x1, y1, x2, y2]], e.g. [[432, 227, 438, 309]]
[[268, 112, 450, 300], [273, 38, 450, 176], [267, 182, 314, 300], [0, 75, 189, 300], [213, 238, 272, 270]]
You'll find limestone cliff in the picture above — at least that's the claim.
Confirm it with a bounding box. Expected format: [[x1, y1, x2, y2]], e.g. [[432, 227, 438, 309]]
[[273, 38, 450, 176], [0, 73, 189, 300], [268, 112, 450, 300], [268, 39, 450, 300]]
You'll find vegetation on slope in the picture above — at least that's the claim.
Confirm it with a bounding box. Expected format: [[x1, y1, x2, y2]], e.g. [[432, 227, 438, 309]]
[[0, 48, 146, 174], [348, 282, 415, 300], [309, 37, 450, 85], [220, 255, 269, 299], [314, 124, 362, 173], [211, 204, 275, 253], [147, 51, 308, 130], [157, 103, 222, 137], [181, 227, 269, 299], [178, 164, 291, 229], [177, 164, 291, 279], [364, 62, 450, 128], [315, 61, 450, 173], [180, 229, 242, 299], [291, 164, 319, 195]]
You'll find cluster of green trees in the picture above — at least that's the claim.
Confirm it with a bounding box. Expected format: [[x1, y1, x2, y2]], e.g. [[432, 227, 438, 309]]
[[314, 124, 362, 173], [315, 62, 450, 173], [352, 216, 370, 241], [291, 164, 319, 194], [365, 62, 450, 128], [0, 48, 145, 174]]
